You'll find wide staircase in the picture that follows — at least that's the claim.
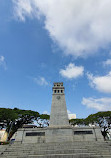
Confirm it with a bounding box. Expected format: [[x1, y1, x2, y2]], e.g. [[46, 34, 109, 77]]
[[0, 141, 111, 158]]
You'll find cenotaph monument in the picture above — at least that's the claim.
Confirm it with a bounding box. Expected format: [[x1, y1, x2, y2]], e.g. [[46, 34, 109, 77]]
[[1, 83, 109, 158], [14, 82, 103, 143], [46, 82, 73, 142], [50, 82, 69, 127]]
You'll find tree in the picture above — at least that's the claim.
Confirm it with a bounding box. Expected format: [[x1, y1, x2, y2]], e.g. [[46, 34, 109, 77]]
[[69, 119, 85, 126], [0, 108, 40, 140], [36, 114, 50, 127], [0, 108, 50, 140], [0, 108, 18, 122], [85, 111, 111, 140], [69, 111, 111, 140], [7, 115, 35, 140]]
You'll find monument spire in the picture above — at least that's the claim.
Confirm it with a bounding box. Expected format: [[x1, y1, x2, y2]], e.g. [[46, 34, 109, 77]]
[[49, 82, 69, 127]]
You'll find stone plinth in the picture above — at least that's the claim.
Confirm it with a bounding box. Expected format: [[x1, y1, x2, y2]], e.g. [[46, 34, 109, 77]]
[[46, 126, 73, 143]]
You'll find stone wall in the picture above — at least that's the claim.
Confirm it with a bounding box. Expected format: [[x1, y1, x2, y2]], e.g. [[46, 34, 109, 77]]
[[14, 128, 46, 143], [14, 126, 103, 143], [73, 127, 103, 141]]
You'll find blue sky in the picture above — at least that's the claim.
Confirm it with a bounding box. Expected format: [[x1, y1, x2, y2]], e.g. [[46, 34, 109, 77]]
[[0, 0, 111, 118]]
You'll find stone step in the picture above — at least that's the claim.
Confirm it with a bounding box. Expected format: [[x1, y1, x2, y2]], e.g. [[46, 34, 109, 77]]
[[1, 141, 111, 158], [1, 152, 111, 157], [2, 149, 111, 157], [27, 153, 111, 158], [0, 146, 8, 155], [13, 141, 110, 145], [10, 144, 110, 148], [0, 153, 98, 158], [11, 143, 111, 149], [9, 145, 111, 148], [8, 144, 111, 148], [3, 149, 97, 155], [3, 147, 111, 153], [1, 156, 111, 158], [5, 147, 88, 151], [13, 141, 110, 144], [6, 146, 111, 152]]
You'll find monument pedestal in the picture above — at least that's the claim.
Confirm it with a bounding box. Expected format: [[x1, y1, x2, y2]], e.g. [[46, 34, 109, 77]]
[[46, 126, 73, 143]]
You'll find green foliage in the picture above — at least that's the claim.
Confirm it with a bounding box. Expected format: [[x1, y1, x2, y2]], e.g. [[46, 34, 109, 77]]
[[36, 114, 50, 128], [13, 107, 40, 118], [0, 108, 18, 122], [40, 114, 50, 120], [85, 111, 111, 140], [0, 107, 40, 123], [85, 111, 111, 126], [70, 111, 111, 126], [69, 111, 111, 140], [0, 107, 50, 140], [69, 119, 85, 126]]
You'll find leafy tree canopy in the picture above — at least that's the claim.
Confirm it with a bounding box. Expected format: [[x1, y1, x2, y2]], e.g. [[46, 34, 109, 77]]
[[0, 107, 42, 123], [70, 111, 111, 140], [0, 108, 50, 140]]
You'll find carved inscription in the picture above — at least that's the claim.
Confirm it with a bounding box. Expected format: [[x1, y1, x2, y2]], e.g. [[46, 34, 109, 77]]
[[74, 131, 93, 135], [26, 132, 45, 136]]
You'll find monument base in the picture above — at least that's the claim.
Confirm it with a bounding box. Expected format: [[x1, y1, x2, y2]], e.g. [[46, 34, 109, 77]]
[[46, 126, 73, 143], [13, 126, 103, 143], [73, 126, 103, 141]]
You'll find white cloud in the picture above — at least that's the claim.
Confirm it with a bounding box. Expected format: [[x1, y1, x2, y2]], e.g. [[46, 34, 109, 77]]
[[0, 56, 4, 62], [82, 97, 111, 111], [12, 0, 111, 57], [33, 76, 48, 86], [103, 59, 111, 67], [87, 72, 111, 93], [0, 56, 7, 70], [60, 63, 84, 79], [12, 0, 34, 21]]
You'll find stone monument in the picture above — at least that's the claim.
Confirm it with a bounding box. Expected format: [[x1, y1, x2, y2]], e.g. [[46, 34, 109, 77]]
[[46, 82, 73, 143], [49, 82, 69, 127], [14, 82, 103, 143]]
